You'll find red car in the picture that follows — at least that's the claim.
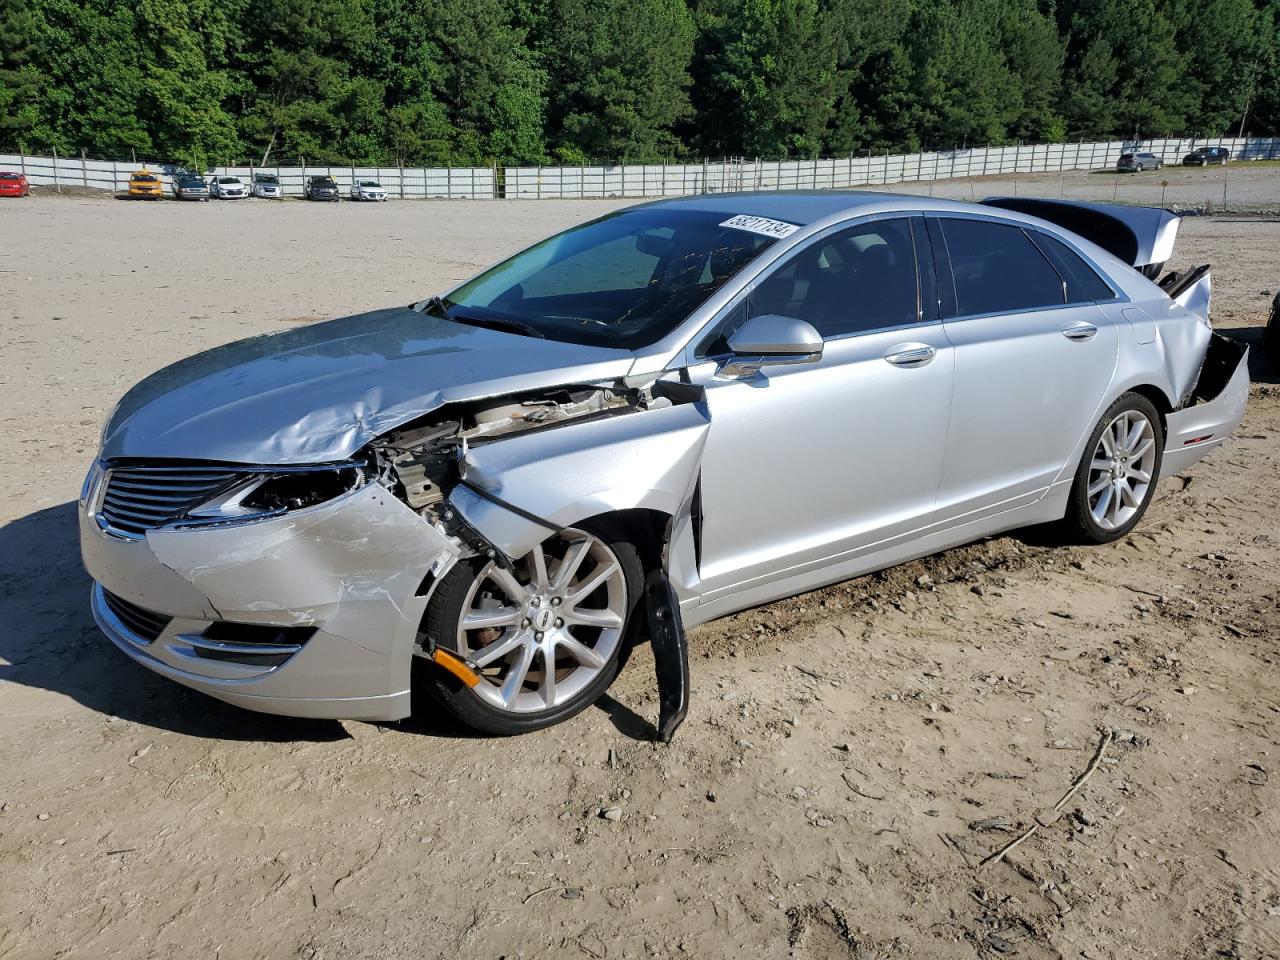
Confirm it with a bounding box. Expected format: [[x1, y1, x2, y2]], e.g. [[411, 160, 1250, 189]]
[[0, 172, 31, 197]]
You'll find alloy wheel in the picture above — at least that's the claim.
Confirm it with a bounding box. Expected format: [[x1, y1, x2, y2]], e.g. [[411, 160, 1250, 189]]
[[454, 530, 628, 713], [1087, 410, 1157, 531]]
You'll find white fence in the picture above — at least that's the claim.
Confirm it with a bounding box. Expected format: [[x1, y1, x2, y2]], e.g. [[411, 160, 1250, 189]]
[[506, 136, 1280, 199], [215, 164, 496, 199], [4, 135, 1278, 200], [0, 154, 497, 199]]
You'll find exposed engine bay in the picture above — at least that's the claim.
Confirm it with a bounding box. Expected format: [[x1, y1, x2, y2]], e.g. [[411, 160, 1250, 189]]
[[369, 380, 692, 551]]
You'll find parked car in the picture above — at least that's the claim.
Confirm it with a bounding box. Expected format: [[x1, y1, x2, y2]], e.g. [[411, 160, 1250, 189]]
[[1182, 146, 1231, 166], [350, 179, 388, 201], [1117, 151, 1163, 172], [0, 171, 30, 197], [304, 175, 340, 201], [80, 193, 1246, 735], [208, 176, 246, 199], [251, 173, 283, 198], [172, 174, 209, 201], [128, 168, 164, 199]]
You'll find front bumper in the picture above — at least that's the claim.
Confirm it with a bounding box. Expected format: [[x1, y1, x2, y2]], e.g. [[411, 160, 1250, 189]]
[[80, 482, 460, 720], [1160, 335, 1249, 478]]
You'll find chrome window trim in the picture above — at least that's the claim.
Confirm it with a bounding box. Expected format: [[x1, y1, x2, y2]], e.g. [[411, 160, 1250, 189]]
[[1021, 225, 1123, 304]]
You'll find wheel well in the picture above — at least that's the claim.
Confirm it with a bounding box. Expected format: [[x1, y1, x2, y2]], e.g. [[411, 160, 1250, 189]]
[[582, 508, 670, 573], [1126, 384, 1173, 434]]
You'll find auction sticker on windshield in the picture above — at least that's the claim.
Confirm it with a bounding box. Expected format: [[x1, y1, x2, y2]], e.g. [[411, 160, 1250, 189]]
[[719, 214, 800, 238]]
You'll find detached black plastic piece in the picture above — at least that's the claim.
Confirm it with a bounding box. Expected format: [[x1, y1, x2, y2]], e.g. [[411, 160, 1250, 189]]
[[645, 569, 689, 743]]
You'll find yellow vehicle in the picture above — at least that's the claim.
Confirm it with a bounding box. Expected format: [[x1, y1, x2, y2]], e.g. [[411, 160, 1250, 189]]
[[128, 167, 164, 200]]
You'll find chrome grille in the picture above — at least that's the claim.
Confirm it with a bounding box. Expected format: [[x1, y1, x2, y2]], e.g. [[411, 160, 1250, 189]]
[[99, 464, 245, 537], [102, 589, 171, 642]]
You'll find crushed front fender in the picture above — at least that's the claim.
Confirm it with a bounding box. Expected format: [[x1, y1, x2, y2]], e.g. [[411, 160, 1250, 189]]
[[449, 396, 711, 560]]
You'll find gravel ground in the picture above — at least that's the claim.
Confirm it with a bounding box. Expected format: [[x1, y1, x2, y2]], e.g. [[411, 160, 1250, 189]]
[[1, 187, 1278, 960], [867, 161, 1280, 212]]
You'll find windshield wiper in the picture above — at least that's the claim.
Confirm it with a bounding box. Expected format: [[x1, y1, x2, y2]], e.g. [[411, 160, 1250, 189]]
[[447, 311, 547, 340], [416, 296, 547, 340]]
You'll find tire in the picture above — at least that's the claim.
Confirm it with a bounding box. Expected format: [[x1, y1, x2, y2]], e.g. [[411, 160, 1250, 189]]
[[1263, 292, 1280, 364], [420, 523, 645, 735], [1062, 392, 1164, 544]]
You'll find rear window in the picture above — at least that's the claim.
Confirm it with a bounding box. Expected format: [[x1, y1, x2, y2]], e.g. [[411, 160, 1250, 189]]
[[1028, 232, 1115, 303], [0, 173, 19, 179], [940, 218, 1066, 316]]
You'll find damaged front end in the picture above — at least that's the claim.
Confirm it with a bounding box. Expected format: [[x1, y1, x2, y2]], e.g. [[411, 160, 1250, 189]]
[[81, 372, 708, 731], [365, 379, 710, 737]]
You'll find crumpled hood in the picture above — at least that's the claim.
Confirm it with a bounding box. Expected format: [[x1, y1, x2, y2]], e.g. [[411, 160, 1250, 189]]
[[102, 308, 634, 465]]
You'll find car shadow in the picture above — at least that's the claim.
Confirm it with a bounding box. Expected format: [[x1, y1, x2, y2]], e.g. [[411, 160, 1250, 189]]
[[1218, 325, 1278, 385], [0, 501, 346, 742], [594, 693, 658, 741]]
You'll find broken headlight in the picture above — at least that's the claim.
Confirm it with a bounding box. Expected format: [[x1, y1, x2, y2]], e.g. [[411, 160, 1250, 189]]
[[183, 463, 368, 526]]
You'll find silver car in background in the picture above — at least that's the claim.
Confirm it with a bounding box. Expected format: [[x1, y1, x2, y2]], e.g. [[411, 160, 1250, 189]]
[[80, 193, 1247, 734], [251, 173, 283, 198], [350, 179, 388, 201]]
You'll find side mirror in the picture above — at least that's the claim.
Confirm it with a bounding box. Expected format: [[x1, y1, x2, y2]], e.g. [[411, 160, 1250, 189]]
[[720, 314, 823, 378]]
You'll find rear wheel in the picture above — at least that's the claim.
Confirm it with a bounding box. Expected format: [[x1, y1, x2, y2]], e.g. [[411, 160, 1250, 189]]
[[1062, 393, 1164, 544], [420, 525, 643, 734]]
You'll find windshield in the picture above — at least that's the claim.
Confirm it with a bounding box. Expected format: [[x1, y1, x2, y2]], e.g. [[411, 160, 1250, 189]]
[[360, 180, 381, 187], [440, 208, 781, 349], [133, 175, 156, 182], [256, 175, 278, 184], [219, 178, 239, 184]]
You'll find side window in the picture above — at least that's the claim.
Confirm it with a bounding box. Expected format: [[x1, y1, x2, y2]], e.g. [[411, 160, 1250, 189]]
[[1028, 232, 1116, 303], [939, 218, 1066, 316], [750, 218, 920, 339]]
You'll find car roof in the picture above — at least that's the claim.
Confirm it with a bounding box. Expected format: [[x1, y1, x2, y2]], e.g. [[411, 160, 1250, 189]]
[[632, 190, 1052, 228]]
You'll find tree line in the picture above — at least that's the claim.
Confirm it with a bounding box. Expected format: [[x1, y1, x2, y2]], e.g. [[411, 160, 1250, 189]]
[[1, 0, 1277, 170]]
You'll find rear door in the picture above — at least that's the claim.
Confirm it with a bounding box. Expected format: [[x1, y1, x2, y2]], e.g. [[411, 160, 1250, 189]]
[[928, 215, 1120, 518]]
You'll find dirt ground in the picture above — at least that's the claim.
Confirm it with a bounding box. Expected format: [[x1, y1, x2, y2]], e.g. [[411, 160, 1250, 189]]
[[1, 187, 1278, 960]]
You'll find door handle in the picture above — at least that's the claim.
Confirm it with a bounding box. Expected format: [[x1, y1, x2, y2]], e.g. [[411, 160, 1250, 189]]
[[1061, 322, 1098, 342], [883, 344, 936, 368]]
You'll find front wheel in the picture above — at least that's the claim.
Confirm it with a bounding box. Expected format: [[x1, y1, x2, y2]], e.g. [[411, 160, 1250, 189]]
[[1062, 393, 1164, 544], [420, 525, 643, 734]]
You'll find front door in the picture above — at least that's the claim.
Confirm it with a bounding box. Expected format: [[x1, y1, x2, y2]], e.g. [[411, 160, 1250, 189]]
[[690, 216, 955, 601]]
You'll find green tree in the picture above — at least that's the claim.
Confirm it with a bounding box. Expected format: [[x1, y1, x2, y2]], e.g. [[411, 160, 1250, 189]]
[[133, 0, 242, 168], [1167, 0, 1268, 134], [423, 0, 546, 163], [905, 0, 1024, 149], [1057, 0, 1191, 139], [692, 0, 838, 157], [540, 0, 695, 161]]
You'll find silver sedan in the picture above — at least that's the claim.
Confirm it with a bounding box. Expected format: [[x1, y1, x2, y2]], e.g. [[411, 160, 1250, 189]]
[[80, 193, 1248, 735]]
